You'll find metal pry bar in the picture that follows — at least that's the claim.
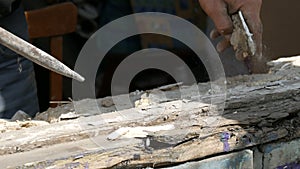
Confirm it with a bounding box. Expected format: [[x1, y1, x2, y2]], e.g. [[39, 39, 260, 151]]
[[0, 27, 85, 82]]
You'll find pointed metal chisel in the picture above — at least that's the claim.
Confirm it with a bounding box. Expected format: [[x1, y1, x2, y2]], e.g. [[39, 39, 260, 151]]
[[0, 27, 85, 82]]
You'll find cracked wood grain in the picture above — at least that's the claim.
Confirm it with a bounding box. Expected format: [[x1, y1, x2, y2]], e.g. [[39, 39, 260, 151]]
[[1, 56, 300, 168]]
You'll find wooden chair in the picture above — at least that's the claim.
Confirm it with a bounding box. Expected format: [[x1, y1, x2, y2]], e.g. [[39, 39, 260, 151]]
[[25, 2, 77, 107]]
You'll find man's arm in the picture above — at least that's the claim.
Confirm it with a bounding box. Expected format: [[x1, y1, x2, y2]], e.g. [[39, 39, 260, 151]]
[[198, 0, 263, 60]]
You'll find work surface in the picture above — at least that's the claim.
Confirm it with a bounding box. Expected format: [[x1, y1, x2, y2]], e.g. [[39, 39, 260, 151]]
[[1, 56, 300, 168]]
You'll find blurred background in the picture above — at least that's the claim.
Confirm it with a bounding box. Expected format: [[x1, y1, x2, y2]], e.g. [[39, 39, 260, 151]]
[[22, 0, 300, 112]]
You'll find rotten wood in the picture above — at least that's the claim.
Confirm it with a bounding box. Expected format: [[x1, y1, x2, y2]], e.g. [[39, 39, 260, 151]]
[[1, 56, 300, 168], [231, 11, 268, 73]]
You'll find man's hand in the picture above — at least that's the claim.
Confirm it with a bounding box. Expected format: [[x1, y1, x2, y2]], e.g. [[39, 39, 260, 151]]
[[198, 0, 263, 61]]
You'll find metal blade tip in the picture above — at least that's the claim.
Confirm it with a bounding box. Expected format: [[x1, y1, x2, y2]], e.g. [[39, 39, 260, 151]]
[[74, 73, 85, 82]]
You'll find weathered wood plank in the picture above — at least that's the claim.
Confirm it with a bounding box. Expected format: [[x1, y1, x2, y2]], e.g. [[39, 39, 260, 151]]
[[165, 149, 253, 169], [1, 56, 300, 168]]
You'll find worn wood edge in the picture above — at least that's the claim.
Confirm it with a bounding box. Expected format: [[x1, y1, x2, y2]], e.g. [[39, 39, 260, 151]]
[[15, 123, 299, 169], [1, 56, 300, 168]]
